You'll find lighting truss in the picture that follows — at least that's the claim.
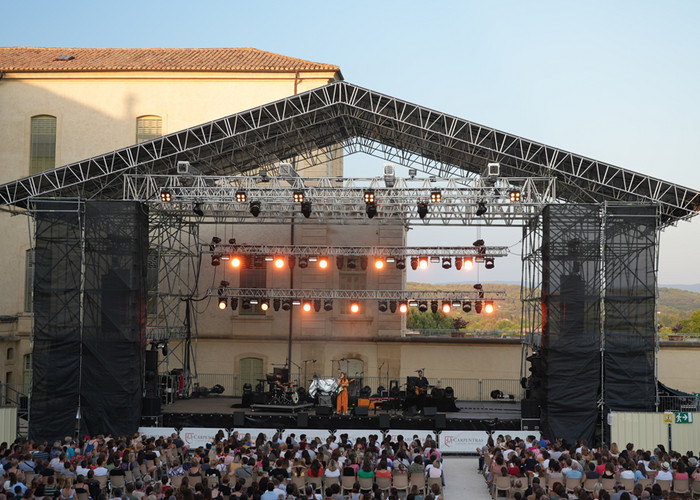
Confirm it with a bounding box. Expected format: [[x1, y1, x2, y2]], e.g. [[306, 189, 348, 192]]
[[207, 287, 506, 301], [200, 243, 509, 259], [123, 175, 557, 225]]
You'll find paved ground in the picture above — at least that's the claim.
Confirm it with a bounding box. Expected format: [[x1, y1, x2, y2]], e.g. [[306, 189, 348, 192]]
[[442, 456, 493, 499]]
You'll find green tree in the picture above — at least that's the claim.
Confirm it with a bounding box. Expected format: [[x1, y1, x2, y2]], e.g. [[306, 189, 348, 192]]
[[406, 309, 453, 331], [681, 309, 700, 334]]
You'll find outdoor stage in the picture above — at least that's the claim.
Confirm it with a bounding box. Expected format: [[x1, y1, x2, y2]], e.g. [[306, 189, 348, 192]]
[[156, 396, 522, 432]]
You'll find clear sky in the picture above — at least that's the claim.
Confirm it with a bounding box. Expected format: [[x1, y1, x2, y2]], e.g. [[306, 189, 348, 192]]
[[4, 0, 699, 285]]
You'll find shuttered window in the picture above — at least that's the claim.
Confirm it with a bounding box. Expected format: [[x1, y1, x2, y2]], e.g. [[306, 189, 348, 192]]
[[30, 115, 56, 174]]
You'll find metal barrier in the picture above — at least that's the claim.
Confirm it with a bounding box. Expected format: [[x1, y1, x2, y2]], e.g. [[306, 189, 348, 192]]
[[658, 395, 700, 412]]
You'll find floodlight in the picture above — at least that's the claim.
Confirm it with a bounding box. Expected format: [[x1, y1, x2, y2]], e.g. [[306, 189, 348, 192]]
[[218, 298, 227, 310], [484, 301, 495, 314], [274, 257, 285, 269], [318, 257, 329, 269], [374, 259, 385, 270], [235, 190, 247, 203], [463, 257, 474, 270], [350, 302, 360, 314], [509, 190, 521, 202], [364, 190, 375, 203], [442, 301, 452, 314], [293, 190, 305, 203], [302, 301, 312, 312], [418, 257, 429, 270], [160, 189, 172, 202], [260, 299, 269, 311], [399, 302, 409, 313], [430, 190, 442, 203]]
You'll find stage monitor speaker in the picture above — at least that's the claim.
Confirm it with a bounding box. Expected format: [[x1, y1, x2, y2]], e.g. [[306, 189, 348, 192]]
[[521, 398, 540, 419], [435, 413, 447, 430], [379, 414, 391, 430], [423, 406, 437, 417], [233, 412, 246, 427], [142, 397, 161, 417], [316, 406, 332, 416], [354, 406, 369, 417], [403, 406, 417, 418], [297, 413, 309, 428]]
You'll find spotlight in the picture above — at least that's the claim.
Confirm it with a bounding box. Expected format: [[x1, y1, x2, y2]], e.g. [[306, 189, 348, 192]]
[[364, 190, 375, 203], [484, 301, 495, 314], [230, 298, 238, 311], [193, 203, 204, 217], [442, 301, 452, 314], [274, 257, 285, 269], [302, 301, 312, 312], [396, 258, 406, 270], [430, 300, 438, 314], [476, 201, 487, 216], [318, 257, 329, 269], [211, 236, 221, 246], [293, 190, 305, 203], [211, 255, 221, 266], [336, 256, 344, 270], [455, 257, 463, 270], [300, 201, 312, 218], [366, 202, 378, 218], [273, 298, 281, 311], [299, 257, 309, 269], [430, 190, 442, 203], [418, 301, 428, 313], [260, 299, 269, 311], [441, 258, 452, 269], [509, 190, 521, 202], [288, 255, 296, 269], [160, 189, 172, 202], [350, 302, 360, 314], [399, 302, 408, 313], [323, 299, 333, 312], [475, 301, 483, 314], [346, 257, 357, 270], [463, 257, 474, 270], [418, 257, 429, 270], [410, 257, 418, 270], [360, 256, 368, 270], [235, 190, 247, 203], [281, 299, 292, 311], [242, 299, 251, 310], [462, 301, 472, 313], [417, 202, 429, 219], [218, 298, 227, 310], [389, 301, 397, 313], [485, 258, 495, 269], [249, 200, 261, 217], [314, 299, 321, 313], [231, 256, 242, 268], [374, 259, 385, 270]]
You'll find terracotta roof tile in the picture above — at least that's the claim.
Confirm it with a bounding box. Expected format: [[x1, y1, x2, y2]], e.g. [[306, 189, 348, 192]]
[[0, 47, 340, 73]]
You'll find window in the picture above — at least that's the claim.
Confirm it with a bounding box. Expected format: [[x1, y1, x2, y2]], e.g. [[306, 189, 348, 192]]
[[24, 249, 34, 313], [23, 354, 31, 388], [239, 357, 263, 393], [339, 270, 366, 314], [136, 116, 162, 142], [6, 348, 13, 361], [30, 115, 57, 174], [239, 260, 267, 316]]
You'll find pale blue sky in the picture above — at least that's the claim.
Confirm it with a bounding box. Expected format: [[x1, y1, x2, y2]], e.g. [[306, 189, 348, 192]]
[[4, 0, 699, 285]]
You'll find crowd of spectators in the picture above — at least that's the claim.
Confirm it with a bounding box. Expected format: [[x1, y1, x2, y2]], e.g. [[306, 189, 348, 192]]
[[480, 434, 700, 500], [0, 431, 446, 500]]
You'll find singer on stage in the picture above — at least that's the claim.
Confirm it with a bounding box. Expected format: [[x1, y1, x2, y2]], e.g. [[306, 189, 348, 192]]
[[336, 371, 349, 415]]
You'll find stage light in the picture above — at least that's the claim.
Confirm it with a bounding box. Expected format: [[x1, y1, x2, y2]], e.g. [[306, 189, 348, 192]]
[[264, 256, 274, 262], [396, 258, 406, 270], [378, 301, 388, 312], [430, 300, 438, 314], [399, 302, 408, 313], [455, 257, 463, 270], [336, 256, 344, 270], [293, 190, 305, 203], [260, 299, 269, 311], [221, 254, 230, 262], [193, 202, 204, 217], [410, 257, 418, 270], [282, 299, 292, 311], [211, 254, 221, 266], [235, 190, 247, 203], [484, 301, 495, 314], [475, 300, 483, 314], [441, 258, 452, 269], [230, 298, 238, 311], [292, 299, 301, 306], [452, 300, 462, 308], [346, 257, 357, 270], [318, 257, 329, 269], [476, 201, 487, 216], [273, 298, 281, 311], [473, 239, 484, 247], [364, 190, 375, 203], [249, 298, 259, 305], [300, 200, 312, 218], [389, 301, 397, 313], [360, 256, 368, 270], [430, 190, 442, 203], [314, 299, 321, 312], [462, 301, 472, 313], [374, 259, 385, 270], [485, 258, 495, 269], [160, 189, 172, 202], [408, 300, 418, 307], [242, 299, 251, 310], [302, 301, 312, 312], [308, 256, 318, 262], [350, 302, 360, 314], [442, 301, 452, 314], [288, 256, 296, 269], [419, 257, 429, 270], [366, 202, 378, 219], [323, 299, 333, 311], [418, 301, 428, 312], [417, 202, 429, 219], [299, 257, 309, 268], [274, 257, 285, 269], [463, 257, 474, 270], [509, 190, 521, 202], [249, 200, 261, 217], [218, 298, 227, 310]]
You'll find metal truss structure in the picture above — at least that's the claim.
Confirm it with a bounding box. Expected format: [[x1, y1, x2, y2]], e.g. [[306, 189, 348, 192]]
[[0, 81, 697, 227], [207, 287, 505, 302], [124, 175, 555, 226]]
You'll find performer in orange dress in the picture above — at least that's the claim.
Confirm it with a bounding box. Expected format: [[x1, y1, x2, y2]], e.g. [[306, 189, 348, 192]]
[[336, 371, 349, 415]]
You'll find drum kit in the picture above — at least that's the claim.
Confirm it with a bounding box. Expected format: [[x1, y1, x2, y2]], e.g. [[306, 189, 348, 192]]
[[261, 373, 301, 405]]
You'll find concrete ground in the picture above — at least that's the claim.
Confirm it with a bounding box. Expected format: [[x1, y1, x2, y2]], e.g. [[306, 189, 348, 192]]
[[441, 456, 493, 499]]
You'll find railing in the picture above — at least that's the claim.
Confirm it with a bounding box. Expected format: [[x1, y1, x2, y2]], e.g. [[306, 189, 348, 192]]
[[2, 383, 30, 407], [658, 395, 700, 412]]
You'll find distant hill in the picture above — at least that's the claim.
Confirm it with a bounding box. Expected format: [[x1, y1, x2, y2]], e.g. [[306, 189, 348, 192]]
[[662, 284, 700, 294], [407, 282, 700, 333]]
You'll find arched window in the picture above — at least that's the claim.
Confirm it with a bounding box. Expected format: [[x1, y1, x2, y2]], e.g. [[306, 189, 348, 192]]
[[136, 115, 162, 142], [6, 348, 14, 361], [239, 357, 263, 394], [30, 115, 57, 174]]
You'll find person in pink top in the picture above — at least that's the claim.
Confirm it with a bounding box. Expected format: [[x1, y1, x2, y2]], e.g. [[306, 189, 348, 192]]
[[674, 461, 689, 480]]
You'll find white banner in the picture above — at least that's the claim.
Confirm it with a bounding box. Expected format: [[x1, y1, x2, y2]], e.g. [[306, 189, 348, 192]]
[[180, 427, 227, 449], [438, 429, 522, 453], [138, 427, 177, 439]]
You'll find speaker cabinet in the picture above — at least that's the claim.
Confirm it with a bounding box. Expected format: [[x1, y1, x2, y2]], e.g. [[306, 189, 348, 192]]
[[354, 406, 369, 417], [521, 398, 540, 419], [435, 413, 447, 430], [379, 414, 391, 430], [423, 406, 437, 417], [233, 412, 246, 427], [297, 413, 309, 428], [142, 397, 161, 416], [316, 406, 333, 416]]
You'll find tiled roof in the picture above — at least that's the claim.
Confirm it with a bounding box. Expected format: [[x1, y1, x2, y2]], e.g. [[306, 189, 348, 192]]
[[0, 47, 340, 73]]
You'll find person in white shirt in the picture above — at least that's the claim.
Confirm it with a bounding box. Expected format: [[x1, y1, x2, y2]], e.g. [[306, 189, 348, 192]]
[[655, 462, 673, 482], [93, 458, 109, 477]]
